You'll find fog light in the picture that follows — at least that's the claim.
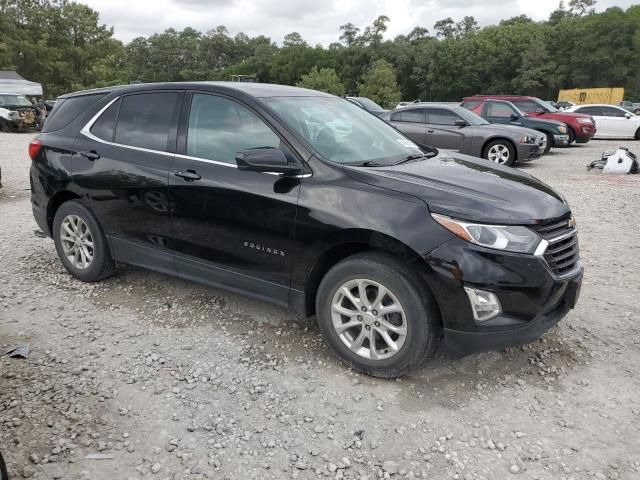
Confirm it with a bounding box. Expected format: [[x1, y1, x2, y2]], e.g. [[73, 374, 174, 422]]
[[464, 287, 502, 322]]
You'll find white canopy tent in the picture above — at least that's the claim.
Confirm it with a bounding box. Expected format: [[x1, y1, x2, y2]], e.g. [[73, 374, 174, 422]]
[[0, 71, 43, 97]]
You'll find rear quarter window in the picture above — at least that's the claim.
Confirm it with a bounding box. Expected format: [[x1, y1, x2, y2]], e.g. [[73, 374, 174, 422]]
[[42, 93, 108, 132]]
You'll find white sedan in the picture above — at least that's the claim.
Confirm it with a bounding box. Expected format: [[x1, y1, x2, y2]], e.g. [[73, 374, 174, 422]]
[[565, 104, 640, 140]]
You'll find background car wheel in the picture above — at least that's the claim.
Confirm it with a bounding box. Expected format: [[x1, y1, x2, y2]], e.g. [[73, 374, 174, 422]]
[[316, 252, 439, 378], [53, 200, 115, 282], [544, 133, 553, 154], [634, 109, 640, 116], [483, 140, 515, 166], [567, 127, 576, 144]]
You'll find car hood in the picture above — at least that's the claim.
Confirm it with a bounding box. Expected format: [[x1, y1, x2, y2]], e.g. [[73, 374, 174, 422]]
[[344, 151, 569, 224], [473, 123, 542, 138], [523, 117, 566, 128], [541, 111, 591, 121]]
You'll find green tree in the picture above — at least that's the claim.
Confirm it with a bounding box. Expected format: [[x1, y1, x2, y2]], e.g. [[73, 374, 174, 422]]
[[297, 67, 345, 95], [358, 59, 401, 108]]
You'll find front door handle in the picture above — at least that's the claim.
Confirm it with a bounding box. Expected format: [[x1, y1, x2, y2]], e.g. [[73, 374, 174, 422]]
[[427, 129, 434, 133], [80, 150, 100, 161], [175, 170, 201, 181]]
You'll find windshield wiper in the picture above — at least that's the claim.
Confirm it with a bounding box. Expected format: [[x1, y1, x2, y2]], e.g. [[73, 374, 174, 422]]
[[392, 152, 436, 166], [346, 160, 384, 167]]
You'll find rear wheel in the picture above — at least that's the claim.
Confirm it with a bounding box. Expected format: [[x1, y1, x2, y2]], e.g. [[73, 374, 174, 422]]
[[635, 128, 640, 140], [544, 132, 553, 154], [316, 252, 439, 378], [483, 140, 516, 166], [53, 200, 115, 282]]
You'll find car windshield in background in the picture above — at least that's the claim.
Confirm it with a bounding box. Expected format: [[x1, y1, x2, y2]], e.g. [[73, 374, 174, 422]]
[[0, 94, 33, 106], [355, 97, 384, 111], [264, 96, 423, 165], [537, 99, 559, 113], [454, 107, 490, 126]]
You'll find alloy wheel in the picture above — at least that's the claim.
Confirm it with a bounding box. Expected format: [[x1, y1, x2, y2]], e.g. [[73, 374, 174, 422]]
[[331, 279, 407, 360], [487, 144, 511, 164], [60, 214, 94, 270]]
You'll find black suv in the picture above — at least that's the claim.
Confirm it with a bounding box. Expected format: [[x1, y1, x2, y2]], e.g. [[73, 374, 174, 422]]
[[30, 83, 583, 378]]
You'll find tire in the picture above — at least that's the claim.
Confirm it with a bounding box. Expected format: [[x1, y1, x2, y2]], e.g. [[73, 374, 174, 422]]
[[543, 132, 553, 154], [483, 139, 516, 166], [635, 128, 640, 141], [53, 200, 115, 282], [633, 109, 640, 116], [315, 252, 439, 378], [567, 127, 576, 144]]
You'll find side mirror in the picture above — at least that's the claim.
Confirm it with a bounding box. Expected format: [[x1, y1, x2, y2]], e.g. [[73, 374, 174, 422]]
[[455, 119, 468, 127], [535, 108, 546, 114], [235, 147, 300, 175], [625, 113, 632, 119], [510, 113, 520, 121]]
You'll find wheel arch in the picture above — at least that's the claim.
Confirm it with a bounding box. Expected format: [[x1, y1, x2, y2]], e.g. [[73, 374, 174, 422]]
[[482, 136, 518, 161], [301, 230, 439, 320], [46, 190, 81, 235]]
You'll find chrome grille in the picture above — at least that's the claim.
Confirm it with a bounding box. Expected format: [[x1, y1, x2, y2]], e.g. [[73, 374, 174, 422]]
[[533, 216, 580, 277]]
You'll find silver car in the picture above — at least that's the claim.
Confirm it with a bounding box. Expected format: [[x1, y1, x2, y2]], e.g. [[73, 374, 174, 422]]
[[382, 103, 546, 166]]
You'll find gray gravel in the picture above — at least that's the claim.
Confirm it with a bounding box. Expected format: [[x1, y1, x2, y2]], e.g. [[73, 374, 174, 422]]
[[1, 132, 640, 480]]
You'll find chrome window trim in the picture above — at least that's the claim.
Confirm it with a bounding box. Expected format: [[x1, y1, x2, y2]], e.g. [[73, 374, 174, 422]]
[[80, 95, 311, 179]]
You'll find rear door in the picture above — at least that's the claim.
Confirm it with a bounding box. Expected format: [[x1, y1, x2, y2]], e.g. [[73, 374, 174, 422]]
[[424, 108, 467, 150], [388, 108, 426, 145], [74, 91, 182, 272], [168, 91, 304, 306]]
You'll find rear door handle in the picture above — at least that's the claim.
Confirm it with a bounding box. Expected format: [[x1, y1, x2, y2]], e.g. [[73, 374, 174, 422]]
[[80, 150, 100, 161], [175, 170, 201, 181]]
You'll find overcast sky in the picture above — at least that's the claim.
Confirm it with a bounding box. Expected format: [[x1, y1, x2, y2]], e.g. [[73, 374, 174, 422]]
[[81, 0, 637, 44]]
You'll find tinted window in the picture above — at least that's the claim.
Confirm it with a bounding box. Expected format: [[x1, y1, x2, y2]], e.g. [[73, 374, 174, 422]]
[[42, 93, 107, 133], [576, 106, 602, 116], [461, 100, 481, 109], [391, 109, 425, 123], [187, 94, 280, 164], [426, 108, 460, 126], [486, 102, 516, 118], [90, 100, 120, 141], [512, 100, 539, 113], [114, 93, 179, 151], [601, 106, 627, 117]]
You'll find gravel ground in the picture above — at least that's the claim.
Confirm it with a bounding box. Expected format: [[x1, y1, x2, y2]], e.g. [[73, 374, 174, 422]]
[[1, 132, 640, 480]]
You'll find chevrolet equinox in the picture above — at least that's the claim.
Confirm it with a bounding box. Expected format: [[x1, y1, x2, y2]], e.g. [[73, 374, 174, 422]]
[[30, 83, 583, 378]]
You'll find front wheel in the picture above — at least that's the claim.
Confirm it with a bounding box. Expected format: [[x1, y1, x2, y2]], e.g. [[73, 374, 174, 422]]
[[316, 252, 439, 378], [544, 133, 553, 154], [483, 140, 516, 166], [567, 127, 576, 144], [635, 128, 640, 140]]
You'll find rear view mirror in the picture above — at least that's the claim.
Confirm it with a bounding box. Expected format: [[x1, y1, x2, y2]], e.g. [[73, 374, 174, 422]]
[[236, 147, 300, 175], [455, 119, 468, 127]]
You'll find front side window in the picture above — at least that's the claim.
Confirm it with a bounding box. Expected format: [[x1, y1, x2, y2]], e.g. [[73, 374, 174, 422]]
[[263, 96, 422, 165], [426, 108, 460, 126], [486, 102, 516, 118], [601, 106, 627, 118], [512, 100, 539, 113], [187, 94, 280, 164], [391, 109, 425, 123], [576, 106, 602, 116], [114, 92, 179, 151]]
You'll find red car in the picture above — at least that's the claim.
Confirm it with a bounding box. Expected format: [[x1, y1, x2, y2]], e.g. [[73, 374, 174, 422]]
[[462, 95, 596, 144]]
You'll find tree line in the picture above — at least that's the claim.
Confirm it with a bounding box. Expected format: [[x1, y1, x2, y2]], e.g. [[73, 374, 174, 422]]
[[1, 0, 640, 107]]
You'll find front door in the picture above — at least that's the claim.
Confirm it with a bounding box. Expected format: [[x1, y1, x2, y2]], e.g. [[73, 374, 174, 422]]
[[425, 107, 467, 150], [73, 91, 182, 272], [483, 100, 520, 126], [168, 92, 303, 306]]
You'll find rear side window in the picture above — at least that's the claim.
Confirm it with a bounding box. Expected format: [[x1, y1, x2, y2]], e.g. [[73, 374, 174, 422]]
[[186, 94, 280, 164], [391, 109, 425, 123], [90, 100, 120, 141], [114, 92, 179, 151], [42, 93, 107, 132], [426, 108, 460, 126]]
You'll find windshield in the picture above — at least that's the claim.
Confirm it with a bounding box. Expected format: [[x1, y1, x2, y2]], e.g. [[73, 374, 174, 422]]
[[454, 107, 490, 126], [536, 98, 558, 113], [0, 94, 33, 106], [264, 96, 423, 165], [353, 97, 384, 111]]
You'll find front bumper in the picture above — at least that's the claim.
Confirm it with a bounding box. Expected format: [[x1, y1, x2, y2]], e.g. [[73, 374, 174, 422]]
[[574, 125, 596, 143], [421, 237, 583, 357], [516, 143, 541, 162], [553, 134, 570, 147]]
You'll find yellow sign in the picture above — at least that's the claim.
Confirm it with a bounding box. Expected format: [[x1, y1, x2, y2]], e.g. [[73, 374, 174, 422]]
[[558, 87, 624, 105]]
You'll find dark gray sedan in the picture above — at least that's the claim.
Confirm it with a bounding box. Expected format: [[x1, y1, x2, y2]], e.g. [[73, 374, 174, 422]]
[[382, 104, 546, 166]]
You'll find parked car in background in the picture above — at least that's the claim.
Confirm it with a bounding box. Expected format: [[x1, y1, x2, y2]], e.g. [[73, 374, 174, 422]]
[[345, 96, 388, 116], [463, 99, 569, 153], [0, 93, 41, 131], [29, 82, 582, 377], [383, 103, 546, 166], [565, 104, 640, 139], [555, 101, 575, 111], [618, 100, 640, 115], [462, 95, 596, 144]]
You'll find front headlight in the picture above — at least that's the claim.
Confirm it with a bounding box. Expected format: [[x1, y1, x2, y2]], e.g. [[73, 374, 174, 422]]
[[432, 213, 542, 254], [520, 135, 537, 144], [558, 125, 567, 134], [577, 117, 592, 124]]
